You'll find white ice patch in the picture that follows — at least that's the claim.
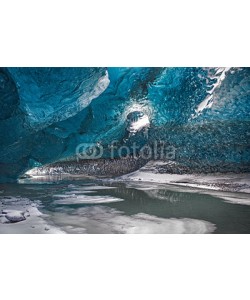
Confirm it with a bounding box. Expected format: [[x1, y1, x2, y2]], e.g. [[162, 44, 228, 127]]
[[192, 67, 231, 118], [124, 182, 165, 191], [74, 186, 117, 190], [1, 210, 26, 223], [65, 190, 97, 194], [0, 196, 64, 233], [207, 193, 250, 206], [52, 185, 119, 203], [51, 184, 120, 204], [53, 195, 124, 205], [77, 70, 110, 111]]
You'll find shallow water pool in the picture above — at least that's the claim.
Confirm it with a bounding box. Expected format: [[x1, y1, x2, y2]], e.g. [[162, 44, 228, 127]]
[[1, 177, 250, 233]]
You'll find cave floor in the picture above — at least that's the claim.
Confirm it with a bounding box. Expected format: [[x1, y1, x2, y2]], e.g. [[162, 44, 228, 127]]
[[1, 174, 250, 234]]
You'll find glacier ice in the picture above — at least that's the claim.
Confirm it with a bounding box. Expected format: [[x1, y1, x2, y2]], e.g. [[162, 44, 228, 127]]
[[0, 67, 249, 182], [7, 67, 109, 129]]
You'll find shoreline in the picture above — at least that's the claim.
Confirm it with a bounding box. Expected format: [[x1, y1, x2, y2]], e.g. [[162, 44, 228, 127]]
[[113, 161, 250, 194]]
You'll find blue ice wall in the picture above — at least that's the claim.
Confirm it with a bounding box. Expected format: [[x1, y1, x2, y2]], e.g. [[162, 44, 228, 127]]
[[0, 67, 109, 181], [0, 67, 249, 181]]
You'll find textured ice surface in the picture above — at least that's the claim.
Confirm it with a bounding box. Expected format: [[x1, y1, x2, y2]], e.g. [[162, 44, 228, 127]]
[[0, 67, 109, 181], [7, 67, 109, 129], [0, 67, 249, 181]]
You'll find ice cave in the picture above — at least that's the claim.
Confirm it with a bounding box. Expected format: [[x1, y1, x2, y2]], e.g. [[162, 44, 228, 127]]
[[0, 67, 249, 233]]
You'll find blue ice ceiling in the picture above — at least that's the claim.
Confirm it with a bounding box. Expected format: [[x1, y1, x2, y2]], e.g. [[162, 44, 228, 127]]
[[0, 67, 249, 181]]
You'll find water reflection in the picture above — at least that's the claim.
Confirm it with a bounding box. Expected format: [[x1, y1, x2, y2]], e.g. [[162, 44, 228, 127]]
[[49, 206, 215, 234], [1, 179, 250, 233]]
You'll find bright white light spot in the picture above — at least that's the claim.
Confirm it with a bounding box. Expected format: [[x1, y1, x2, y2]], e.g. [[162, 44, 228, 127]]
[[129, 114, 150, 133], [126, 110, 150, 134]]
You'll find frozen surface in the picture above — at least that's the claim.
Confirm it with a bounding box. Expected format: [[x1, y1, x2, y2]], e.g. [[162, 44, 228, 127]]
[[0, 196, 64, 233], [53, 194, 124, 205], [116, 161, 250, 193]]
